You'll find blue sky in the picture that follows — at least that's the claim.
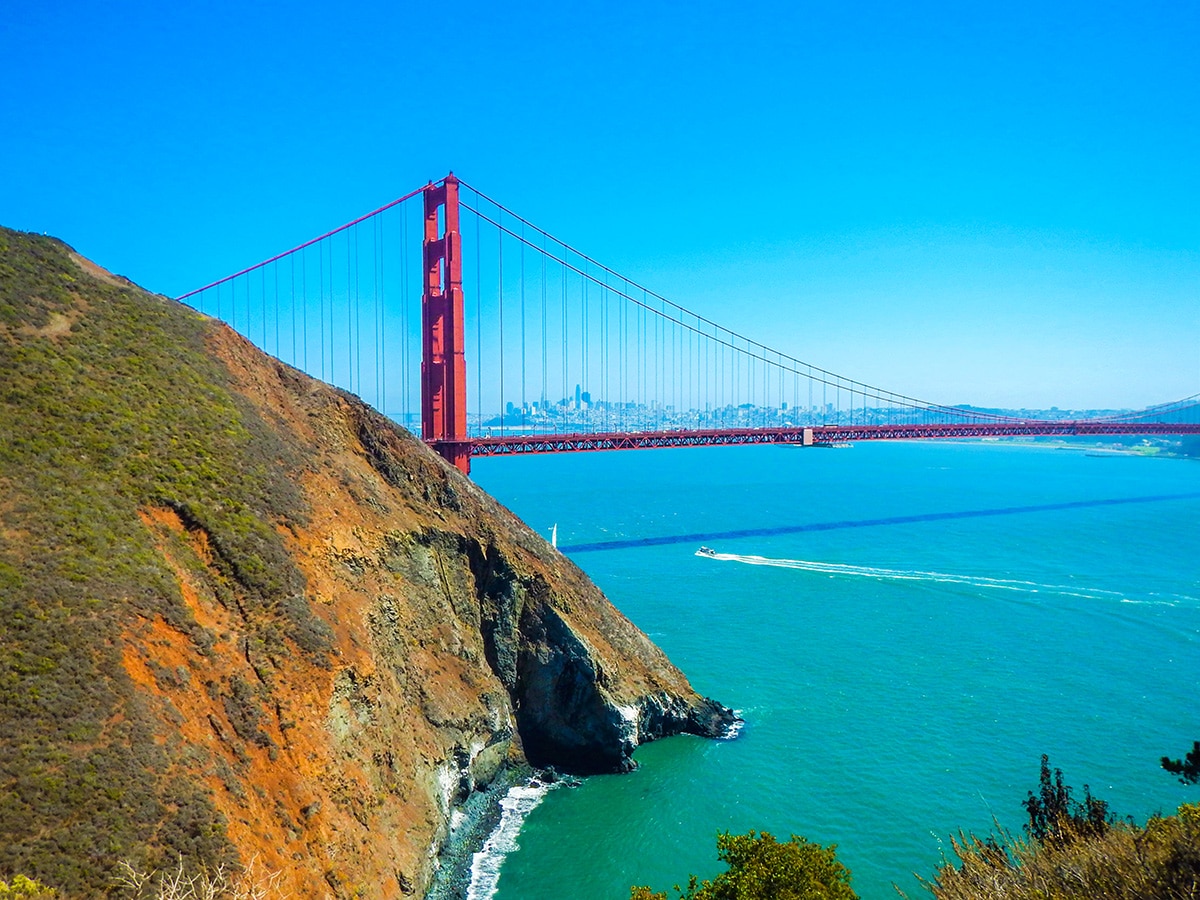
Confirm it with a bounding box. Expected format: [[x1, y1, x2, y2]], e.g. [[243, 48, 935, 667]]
[[2, 0, 1197, 409]]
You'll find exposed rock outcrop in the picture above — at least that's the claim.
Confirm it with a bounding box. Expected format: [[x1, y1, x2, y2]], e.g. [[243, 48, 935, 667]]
[[0, 227, 736, 898]]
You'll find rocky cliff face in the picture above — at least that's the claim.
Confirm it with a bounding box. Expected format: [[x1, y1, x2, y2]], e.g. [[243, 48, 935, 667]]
[[0, 228, 735, 898]]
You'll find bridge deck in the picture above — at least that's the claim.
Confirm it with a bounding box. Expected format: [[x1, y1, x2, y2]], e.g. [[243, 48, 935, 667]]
[[466, 422, 1200, 456]]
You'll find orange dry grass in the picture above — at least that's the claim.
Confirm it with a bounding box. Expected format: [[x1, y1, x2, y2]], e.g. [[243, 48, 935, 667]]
[[925, 806, 1200, 900]]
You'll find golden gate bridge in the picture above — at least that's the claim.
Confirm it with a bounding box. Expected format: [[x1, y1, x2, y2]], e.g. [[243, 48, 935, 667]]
[[177, 174, 1200, 475]]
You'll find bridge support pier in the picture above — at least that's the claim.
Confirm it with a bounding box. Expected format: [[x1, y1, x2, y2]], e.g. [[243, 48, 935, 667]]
[[421, 174, 471, 474]]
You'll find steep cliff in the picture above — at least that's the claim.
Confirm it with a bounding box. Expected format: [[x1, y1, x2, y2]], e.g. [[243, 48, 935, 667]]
[[0, 228, 735, 898]]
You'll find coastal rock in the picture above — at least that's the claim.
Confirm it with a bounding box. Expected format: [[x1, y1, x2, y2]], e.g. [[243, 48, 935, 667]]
[[0, 228, 737, 899], [515, 605, 739, 774]]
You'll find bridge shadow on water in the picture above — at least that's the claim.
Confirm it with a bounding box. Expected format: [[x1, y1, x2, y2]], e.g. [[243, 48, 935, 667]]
[[557, 492, 1200, 554]]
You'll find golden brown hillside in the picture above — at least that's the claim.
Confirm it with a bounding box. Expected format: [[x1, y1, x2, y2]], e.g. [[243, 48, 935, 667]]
[[0, 228, 735, 898]]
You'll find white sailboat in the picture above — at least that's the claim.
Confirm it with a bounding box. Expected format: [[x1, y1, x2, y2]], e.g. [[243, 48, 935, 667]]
[[551, 524, 558, 549]]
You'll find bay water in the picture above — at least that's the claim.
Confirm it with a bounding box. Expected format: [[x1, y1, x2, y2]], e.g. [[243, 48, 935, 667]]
[[471, 441, 1200, 900]]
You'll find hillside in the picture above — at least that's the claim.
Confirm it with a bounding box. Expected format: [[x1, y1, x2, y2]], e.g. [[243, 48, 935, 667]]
[[0, 228, 736, 898]]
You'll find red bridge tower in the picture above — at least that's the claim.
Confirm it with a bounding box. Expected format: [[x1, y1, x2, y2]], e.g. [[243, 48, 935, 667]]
[[421, 175, 471, 474]]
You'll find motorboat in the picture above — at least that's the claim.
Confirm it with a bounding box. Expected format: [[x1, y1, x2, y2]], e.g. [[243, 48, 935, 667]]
[[697, 546, 717, 557]]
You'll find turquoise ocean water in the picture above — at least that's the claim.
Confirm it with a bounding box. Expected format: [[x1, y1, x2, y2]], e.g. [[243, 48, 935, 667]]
[[471, 441, 1200, 900]]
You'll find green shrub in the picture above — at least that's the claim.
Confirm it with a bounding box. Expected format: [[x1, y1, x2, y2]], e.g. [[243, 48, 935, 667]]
[[1022, 753, 1115, 845], [1162, 740, 1200, 784], [0, 875, 57, 899], [630, 831, 858, 900]]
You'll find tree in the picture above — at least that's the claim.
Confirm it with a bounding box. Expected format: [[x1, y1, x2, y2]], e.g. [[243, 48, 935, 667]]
[[1023, 754, 1113, 845], [1162, 741, 1200, 785], [630, 830, 858, 900]]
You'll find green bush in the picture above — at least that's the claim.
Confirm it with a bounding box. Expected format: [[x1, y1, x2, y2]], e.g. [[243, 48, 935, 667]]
[[1162, 740, 1200, 784], [1022, 753, 1115, 844], [0, 875, 57, 899], [630, 831, 858, 900]]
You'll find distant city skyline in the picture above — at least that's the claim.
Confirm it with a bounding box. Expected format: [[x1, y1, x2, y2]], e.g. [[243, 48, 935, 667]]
[[2, 0, 1197, 410]]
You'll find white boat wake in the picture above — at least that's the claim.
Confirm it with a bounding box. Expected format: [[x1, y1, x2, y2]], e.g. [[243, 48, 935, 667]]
[[696, 550, 1197, 605]]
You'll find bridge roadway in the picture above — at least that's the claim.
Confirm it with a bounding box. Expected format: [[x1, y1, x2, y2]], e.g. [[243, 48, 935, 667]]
[[467, 421, 1200, 457]]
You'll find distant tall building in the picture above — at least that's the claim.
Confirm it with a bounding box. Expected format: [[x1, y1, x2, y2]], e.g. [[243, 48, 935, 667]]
[[575, 384, 581, 409]]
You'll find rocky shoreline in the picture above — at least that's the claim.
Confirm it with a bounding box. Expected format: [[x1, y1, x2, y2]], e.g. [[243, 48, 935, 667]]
[[425, 763, 587, 900], [424, 763, 523, 900], [424, 698, 742, 899]]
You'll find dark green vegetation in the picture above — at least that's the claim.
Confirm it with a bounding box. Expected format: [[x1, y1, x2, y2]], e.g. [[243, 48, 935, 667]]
[[632, 760, 1200, 900], [1163, 741, 1200, 784], [0, 229, 328, 893], [629, 832, 857, 900], [1021, 753, 1116, 844]]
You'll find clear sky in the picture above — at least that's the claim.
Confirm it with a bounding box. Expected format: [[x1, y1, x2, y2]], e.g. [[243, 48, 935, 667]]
[[3, 0, 1197, 410]]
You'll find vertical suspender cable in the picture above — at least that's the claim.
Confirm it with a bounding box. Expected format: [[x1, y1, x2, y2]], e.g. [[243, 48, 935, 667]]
[[578, 278, 583, 429], [329, 241, 335, 387], [618, 277, 625, 430], [347, 229, 355, 393], [541, 237, 547, 426], [561, 257, 568, 434], [302, 251, 309, 375], [290, 255, 296, 368], [603, 277, 610, 427], [498, 216, 505, 436], [319, 242, 326, 382], [353, 225, 360, 396], [399, 209, 407, 423], [475, 195, 482, 435], [520, 225, 526, 428], [378, 213, 385, 417]]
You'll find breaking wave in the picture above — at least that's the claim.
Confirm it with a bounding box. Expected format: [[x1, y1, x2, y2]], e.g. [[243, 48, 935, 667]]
[[466, 778, 556, 900], [722, 710, 746, 739]]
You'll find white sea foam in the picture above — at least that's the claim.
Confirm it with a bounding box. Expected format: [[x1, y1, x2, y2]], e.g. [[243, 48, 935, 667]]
[[466, 779, 556, 900], [722, 710, 745, 739], [703, 552, 1195, 606]]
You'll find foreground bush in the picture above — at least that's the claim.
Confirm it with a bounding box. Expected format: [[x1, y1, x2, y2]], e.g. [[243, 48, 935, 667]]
[[0, 876, 56, 898], [630, 830, 858, 900], [926, 804, 1200, 900], [1163, 740, 1200, 784], [1022, 754, 1117, 845]]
